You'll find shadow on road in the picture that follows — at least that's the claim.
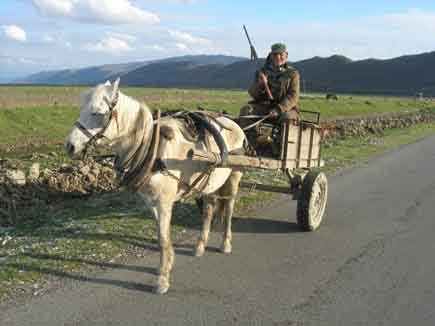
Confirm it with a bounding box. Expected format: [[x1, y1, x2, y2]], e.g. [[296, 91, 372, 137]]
[[25, 230, 196, 257], [232, 217, 301, 234], [23, 252, 159, 275], [5, 262, 155, 293]]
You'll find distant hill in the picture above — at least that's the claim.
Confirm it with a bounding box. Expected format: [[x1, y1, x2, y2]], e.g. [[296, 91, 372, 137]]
[[18, 55, 245, 85], [21, 62, 146, 85], [18, 52, 435, 96], [295, 52, 435, 95]]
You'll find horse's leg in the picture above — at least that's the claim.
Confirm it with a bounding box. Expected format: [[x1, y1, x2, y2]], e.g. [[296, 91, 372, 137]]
[[154, 199, 175, 294], [194, 196, 216, 257], [219, 171, 243, 254]]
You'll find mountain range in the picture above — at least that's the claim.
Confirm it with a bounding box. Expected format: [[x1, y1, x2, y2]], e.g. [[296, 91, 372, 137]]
[[18, 51, 435, 96]]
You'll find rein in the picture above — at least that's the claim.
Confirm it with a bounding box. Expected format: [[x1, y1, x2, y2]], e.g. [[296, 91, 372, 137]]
[[241, 112, 274, 131]]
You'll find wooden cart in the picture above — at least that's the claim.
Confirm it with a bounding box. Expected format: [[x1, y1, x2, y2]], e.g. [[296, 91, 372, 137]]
[[191, 110, 328, 231]]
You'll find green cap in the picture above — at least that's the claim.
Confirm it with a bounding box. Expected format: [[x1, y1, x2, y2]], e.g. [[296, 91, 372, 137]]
[[271, 43, 287, 54]]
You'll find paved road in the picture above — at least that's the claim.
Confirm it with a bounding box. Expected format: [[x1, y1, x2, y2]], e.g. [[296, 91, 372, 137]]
[[3, 136, 435, 326]]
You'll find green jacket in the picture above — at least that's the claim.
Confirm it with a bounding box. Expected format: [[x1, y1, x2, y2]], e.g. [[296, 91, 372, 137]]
[[248, 62, 300, 112]]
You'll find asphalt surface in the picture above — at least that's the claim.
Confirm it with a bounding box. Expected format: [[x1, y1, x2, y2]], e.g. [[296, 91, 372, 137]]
[[3, 135, 435, 326]]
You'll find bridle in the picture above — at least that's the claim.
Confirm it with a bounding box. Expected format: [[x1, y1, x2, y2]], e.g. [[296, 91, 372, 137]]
[[73, 95, 119, 157], [72, 92, 161, 192]]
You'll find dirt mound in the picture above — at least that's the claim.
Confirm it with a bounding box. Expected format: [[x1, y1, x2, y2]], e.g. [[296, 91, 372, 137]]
[[0, 158, 118, 226]]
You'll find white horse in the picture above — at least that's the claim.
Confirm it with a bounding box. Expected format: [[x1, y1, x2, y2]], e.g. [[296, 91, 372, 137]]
[[65, 79, 245, 294]]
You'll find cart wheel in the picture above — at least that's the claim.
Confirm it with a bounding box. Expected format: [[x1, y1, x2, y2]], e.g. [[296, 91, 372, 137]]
[[296, 170, 328, 231]]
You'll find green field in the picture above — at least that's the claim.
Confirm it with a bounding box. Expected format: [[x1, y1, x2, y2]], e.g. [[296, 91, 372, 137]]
[[1, 85, 434, 154]]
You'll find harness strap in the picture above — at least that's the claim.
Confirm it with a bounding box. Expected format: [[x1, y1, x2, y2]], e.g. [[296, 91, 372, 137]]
[[74, 121, 95, 139], [188, 112, 229, 166], [120, 110, 161, 192], [115, 105, 152, 172], [242, 112, 274, 131], [161, 165, 216, 201]]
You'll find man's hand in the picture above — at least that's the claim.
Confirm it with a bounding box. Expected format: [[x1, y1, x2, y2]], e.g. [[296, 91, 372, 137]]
[[269, 109, 280, 119], [288, 108, 299, 121]]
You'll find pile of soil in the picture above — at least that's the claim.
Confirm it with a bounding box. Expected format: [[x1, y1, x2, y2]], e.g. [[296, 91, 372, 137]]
[[0, 158, 118, 226]]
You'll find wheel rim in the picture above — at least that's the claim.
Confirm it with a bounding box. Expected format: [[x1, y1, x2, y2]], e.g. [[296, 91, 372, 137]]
[[309, 173, 328, 227]]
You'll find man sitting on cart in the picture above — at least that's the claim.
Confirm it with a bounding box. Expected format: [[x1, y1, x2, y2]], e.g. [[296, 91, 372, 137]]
[[240, 42, 300, 122]]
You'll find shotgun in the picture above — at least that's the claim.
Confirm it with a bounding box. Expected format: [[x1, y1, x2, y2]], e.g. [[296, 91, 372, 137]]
[[243, 25, 274, 101]]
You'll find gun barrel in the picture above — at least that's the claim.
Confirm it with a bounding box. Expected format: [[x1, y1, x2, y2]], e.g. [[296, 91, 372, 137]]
[[243, 25, 259, 61], [243, 25, 251, 44]]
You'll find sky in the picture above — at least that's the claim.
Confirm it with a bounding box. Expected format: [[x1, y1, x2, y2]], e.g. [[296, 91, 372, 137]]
[[2, 0, 435, 80]]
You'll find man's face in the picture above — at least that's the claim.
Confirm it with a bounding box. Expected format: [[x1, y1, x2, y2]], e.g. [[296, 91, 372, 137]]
[[271, 52, 288, 68]]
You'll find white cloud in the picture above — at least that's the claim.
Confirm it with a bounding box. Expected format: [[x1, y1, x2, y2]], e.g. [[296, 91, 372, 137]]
[[175, 43, 188, 51], [3, 25, 27, 42], [0, 55, 15, 65], [33, 0, 73, 16], [376, 8, 435, 31], [84, 36, 133, 54], [143, 44, 165, 52], [40, 34, 73, 49], [109, 32, 137, 43], [168, 29, 210, 45], [0, 55, 36, 65], [18, 58, 37, 65], [32, 0, 160, 25]]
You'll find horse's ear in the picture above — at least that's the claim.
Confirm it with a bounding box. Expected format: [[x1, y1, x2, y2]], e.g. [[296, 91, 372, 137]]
[[112, 78, 120, 102], [104, 80, 111, 86]]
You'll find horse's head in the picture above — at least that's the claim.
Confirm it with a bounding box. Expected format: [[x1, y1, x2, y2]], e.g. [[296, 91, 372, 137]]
[[65, 78, 120, 159]]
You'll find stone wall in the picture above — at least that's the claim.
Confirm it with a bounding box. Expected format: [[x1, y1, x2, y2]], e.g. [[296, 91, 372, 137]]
[[321, 108, 435, 139]]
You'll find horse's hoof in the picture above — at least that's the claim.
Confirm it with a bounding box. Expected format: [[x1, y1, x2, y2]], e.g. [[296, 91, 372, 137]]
[[220, 242, 232, 254], [155, 284, 169, 295], [155, 276, 170, 294], [194, 243, 205, 257]]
